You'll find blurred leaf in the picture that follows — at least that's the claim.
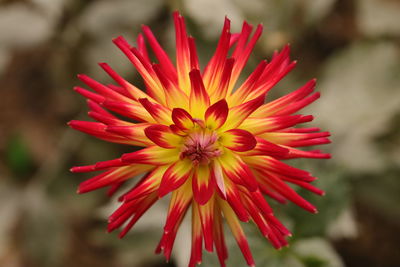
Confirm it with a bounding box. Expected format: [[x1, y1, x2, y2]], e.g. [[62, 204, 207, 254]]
[[299, 255, 328, 267], [6, 134, 35, 179]]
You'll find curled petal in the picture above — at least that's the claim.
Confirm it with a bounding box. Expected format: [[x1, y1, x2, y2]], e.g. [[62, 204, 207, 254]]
[[172, 108, 194, 131], [204, 99, 229, 130], [144, 124, 181, 148]]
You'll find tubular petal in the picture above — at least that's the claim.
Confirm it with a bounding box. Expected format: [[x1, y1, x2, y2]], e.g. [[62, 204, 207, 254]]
[[121, 146, 179, 165], [219, 198, 255, 267]]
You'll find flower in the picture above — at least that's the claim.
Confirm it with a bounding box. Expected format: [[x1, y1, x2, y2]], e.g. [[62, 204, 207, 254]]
[[69, 12, 330, 267]]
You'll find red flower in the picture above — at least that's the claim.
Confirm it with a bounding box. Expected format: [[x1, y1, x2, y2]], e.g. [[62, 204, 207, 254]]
[[69, 12, 330, 267]]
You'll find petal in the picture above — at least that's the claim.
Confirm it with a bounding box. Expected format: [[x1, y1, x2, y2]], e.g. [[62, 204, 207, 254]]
[[189, 69, 210, 118], [121, 146, 179, 165], [228, 23, 263, 95], [107, 192, 158, 237], [158, 178, 192, 260], [152, 64, 189, 109], [173, 12, 191, 94], [189, 201, 203, 266], [113, 36, 166, 104], [105, 123, 154, 146], [220, 129, 257, 152], [217, 150, 258, 192], [77, 74, 135, 103], [163, 177, 193, 233], [192, 164, 215, 205], [239, 137, 289, 158], [219, 198, 255, 267], [74, 86, 105, 103], [68, 120, 134, 145], [243, 155, 315, 182], [260, 131, 331, 146], [202, 17, 231, 96], [113, 36, 166, 105], [78, 164, 152, 193], [138, 98, 172, 125], [159, 159, 193, 197], [172, 108, 194, 131], [118, 193, 159, 238], [224, 179, 250, 222], [144, 124, 181, 148], [102, 100, 155, 122], [204, 99, 229, 130], [210, 58, 235, 102], [197, 196, 215, 252], [141, 25, 177, 83], [227, 60, 267, 106], [99, 62, 154, 101], [239, 114, 313, 135], [255, 169, 318, 213], [213, 205, 228, 267], [211, 160, 227, 199], [122, 165, 168, 201], [221, 94, 265, 130], [251, 79, 316, 117]]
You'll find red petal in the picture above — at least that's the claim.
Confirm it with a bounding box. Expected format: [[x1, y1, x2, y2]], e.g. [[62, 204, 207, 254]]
[[222, 94, 265, 130], [221, 129, 257, 152], [204, 99, 229, 130], [218, 151, 258, 192], [139, 98, 172, 124], [144, 124, 180, 148], [220, 199, 255, 266], [189, 69, 210, 118], [171, 108, 194, 131], [158, 160, 193, 197], [192, 165, 215, 205], [121, 146, 178, 165], [197, 197, 215, 252]]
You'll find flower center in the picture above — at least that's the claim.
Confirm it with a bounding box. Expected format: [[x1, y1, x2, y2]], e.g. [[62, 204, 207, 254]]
[[180, 131, 222, 166]]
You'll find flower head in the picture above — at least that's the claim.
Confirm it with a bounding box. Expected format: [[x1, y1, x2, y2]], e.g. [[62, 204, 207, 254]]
[[69, 12, 330, 267]]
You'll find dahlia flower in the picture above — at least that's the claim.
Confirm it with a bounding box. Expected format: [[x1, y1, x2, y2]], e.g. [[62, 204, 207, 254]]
[[69, 12, 330, 267]]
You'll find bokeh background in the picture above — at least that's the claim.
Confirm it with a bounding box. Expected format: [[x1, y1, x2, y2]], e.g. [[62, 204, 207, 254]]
[[1, 0, 400, 266]]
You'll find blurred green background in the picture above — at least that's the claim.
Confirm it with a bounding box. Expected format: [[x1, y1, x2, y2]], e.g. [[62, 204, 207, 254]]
[[0, 0, 400, 266]]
